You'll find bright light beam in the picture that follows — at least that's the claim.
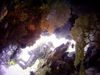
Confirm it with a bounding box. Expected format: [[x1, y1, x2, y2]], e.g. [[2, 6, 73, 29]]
[[4, 34, 76, 75], [3, 59, 39, 75]]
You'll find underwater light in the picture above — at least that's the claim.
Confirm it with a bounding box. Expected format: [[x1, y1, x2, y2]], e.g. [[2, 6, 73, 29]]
[[18, 34, 69, 62], [18, 34, 76, 69], [2, 34, 76, 75], [3, 59, 39, 75]]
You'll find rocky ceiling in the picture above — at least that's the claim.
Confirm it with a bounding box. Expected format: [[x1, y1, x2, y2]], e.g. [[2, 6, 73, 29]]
[[0, 0, 100, 51]]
